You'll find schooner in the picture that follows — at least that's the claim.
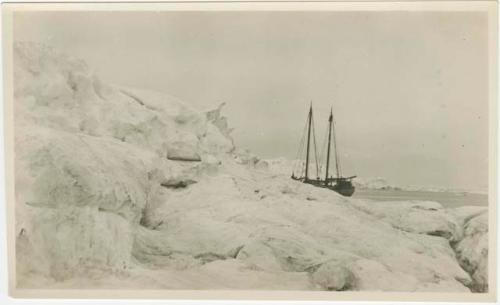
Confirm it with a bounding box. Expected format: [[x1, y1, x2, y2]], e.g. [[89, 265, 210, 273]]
[[291, 105, 356, 197]]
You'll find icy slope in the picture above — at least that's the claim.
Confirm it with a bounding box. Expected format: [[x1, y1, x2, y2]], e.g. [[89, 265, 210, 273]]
[[449, 206, 489, 292], [13, 42, 487, 292], [14, 41, 233, 281]]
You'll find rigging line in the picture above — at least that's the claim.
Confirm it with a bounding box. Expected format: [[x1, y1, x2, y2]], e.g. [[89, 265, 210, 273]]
[[298, 115, 309, 175], [295, 134, 305, 176], [311, 112, 320, 179], [293, 112, 309, 176], [299, 143, 306, 178], [318, 119, 329, 178], [310, 111, 315, 178], [299, 113, 309, 176], [298, 117, 308, 159], [292, 121, 303, 175], [332, 114, 342, 178], [293, 132, 303, 176], [335, 117, 343, 177]]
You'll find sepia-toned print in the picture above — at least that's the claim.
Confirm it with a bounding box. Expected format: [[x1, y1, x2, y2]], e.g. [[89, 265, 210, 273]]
[[2, 1, 497, 302]]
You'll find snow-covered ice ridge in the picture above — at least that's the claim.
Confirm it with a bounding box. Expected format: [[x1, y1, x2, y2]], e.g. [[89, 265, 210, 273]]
[[14, 42, 488, 292]]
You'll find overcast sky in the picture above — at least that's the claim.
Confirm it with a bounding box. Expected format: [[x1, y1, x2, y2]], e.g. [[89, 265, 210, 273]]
[[14, 10, 489, 191]]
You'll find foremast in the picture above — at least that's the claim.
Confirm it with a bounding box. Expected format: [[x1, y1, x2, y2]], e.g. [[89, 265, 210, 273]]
[[325, 109, 333, 184], [304, 105, 313, 182]]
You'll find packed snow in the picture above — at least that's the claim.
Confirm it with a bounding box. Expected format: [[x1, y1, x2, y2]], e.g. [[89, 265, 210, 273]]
[[13, 42, 488, 292]]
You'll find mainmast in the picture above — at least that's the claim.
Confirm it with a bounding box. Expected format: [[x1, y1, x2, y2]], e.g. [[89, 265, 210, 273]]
[[325, 108, 333, 184], [332, 112, 341, 179], [304, 105, 313, 181]]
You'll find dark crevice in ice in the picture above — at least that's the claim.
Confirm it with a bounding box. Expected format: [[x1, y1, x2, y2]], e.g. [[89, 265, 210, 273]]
[[160, 179, 197, 189], [194, 252, 227, 264], [119, 89, 157, 112]]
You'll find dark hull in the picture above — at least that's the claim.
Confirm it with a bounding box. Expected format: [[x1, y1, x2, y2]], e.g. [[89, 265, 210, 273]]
[[328, 184, 355, 197], [292, 177, 355, 197]]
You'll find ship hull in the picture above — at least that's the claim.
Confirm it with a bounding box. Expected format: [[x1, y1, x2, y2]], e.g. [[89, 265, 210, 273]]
[[329, 184, 355, 197], [294, 178, 355, 197]]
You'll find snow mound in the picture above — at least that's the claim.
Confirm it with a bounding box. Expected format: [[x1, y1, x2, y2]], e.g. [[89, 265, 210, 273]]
[[449, 207, 489, 292], [13, 42, 487, 292], [14, 41, 233, 283], [351, 200, 461, 241]]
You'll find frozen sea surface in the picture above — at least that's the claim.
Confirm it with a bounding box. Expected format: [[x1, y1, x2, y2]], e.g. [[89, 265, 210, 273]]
[[354, 190, 488, 208]]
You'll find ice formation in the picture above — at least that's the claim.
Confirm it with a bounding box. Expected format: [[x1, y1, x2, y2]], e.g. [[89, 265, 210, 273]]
[[13, 42, 488, 292]]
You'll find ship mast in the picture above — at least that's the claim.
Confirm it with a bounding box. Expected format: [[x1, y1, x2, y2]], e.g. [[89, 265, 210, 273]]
[[332, 112, 341, 179], [325, 108, 333, 184], [304, 104, 313, 181]]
